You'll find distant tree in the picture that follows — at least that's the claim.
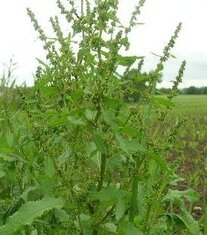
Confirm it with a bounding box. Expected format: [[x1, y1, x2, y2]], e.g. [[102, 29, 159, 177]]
[[201, 86, 207, 94], [185, 86, 198, 94], [157, 86, 207, 95]]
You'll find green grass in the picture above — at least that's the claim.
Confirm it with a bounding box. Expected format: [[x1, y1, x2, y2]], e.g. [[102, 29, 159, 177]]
[[173, 95, 207, 113]]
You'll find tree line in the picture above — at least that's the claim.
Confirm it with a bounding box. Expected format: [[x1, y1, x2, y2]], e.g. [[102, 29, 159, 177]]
[[159, 86, 207, 95]]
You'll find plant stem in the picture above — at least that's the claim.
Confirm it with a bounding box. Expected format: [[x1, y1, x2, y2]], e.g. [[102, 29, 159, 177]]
[[129, 175, 139, 222], [129, 156, 144, 222], [97, 154, 106, 191], [93, 108, 106, 233]]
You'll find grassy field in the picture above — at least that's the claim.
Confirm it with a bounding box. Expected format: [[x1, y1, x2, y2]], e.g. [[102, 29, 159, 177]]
[[174, 95, 207, 113], [170, 95, 207, 218]]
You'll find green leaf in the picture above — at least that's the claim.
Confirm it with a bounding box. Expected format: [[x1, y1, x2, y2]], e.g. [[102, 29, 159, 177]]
[[68, 115, 85, 126], [41, 86, 57, 97], [121, 126, 142, 139], [169, 175, 185, 186], [101, 109, 117, 127], [116, 135, 145, 153], [38, 176, 55, 196], [93, 132, 107, 154], [179, 209, 200, 235], [90, 188, 129, 202], [0, 170, 5, 178], [182, 189, 200, 204], [163, 189, 200, 204], [54, 208, 70, 223], [0, 153, 20, 162], [58, 148, 72, 165], [117, 55, 143, 67], [167, 207, 200, 235], [44, 157, 55, 177], [36, 58, 50, 70], [0, 197, 64, 235], [21, 186, 39, 201], [85, 109, 97, 121], [106, 154, 125, 172], [102, 222, 117, 233], [86, 142, 97, 158], [0, 135, 13, 154], [116, 135, 170, 171], [115, 198, 127, 221], [165, 195, 200, 234], [149, 216, 168, 234], [6, 132, 14, 147], [118, 222, 143, 235], [103, 97, 122, 110]]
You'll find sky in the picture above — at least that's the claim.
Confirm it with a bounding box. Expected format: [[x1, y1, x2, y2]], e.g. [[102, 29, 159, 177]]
[[0, 0, 206, 88]]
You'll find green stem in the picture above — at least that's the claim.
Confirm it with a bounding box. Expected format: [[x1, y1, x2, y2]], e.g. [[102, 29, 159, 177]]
[[129, 157, 144, 222], [92, 154, 107, 235], [144, 202, 152, 232], [129, 175, 139, 222], [97, 153, 106, 191]]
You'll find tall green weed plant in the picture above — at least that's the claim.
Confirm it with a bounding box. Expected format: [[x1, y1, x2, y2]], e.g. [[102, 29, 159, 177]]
[[0, 0, 202, 234]]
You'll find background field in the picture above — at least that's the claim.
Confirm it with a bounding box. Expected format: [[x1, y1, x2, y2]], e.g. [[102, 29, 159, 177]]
[[169, 95, 207, 218]]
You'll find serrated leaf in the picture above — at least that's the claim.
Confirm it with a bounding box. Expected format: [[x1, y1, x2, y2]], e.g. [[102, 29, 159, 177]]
[[180, 209, 200, 235], [0, 197, 64, 235], [163, 189, 200, 204], [166, 207, 200, 235]]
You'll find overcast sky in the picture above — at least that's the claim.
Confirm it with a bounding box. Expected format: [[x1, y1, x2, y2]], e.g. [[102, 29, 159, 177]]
[[0, 0, 206, 88]]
